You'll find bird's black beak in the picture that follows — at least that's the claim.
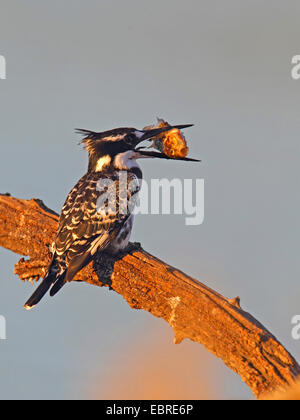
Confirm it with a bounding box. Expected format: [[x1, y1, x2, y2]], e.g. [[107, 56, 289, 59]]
[[138, 124, 194, 142], [136, 150, 200, 162]]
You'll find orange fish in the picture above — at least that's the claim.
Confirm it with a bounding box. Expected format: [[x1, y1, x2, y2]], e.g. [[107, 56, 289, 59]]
[[145, 119, 189, 158]]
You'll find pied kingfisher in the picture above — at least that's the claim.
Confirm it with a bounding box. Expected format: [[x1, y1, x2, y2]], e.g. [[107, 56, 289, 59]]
[[24, 123, 196, 310]]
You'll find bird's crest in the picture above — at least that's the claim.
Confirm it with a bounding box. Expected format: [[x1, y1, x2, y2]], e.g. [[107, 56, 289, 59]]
[[76, 128, 128, 155], [76, 129, 100, 140], [76, 129, 100, 154]]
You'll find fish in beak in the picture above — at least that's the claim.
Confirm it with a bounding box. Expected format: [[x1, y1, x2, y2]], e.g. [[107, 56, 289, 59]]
[[136, 121, 199, 161]]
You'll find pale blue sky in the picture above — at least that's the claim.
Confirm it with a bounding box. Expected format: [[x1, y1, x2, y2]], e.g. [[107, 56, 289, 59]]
[[1, 0, 300, 399]]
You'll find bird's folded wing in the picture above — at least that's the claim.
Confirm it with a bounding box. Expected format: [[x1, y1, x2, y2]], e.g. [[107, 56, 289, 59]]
[[54, 171, 139, 257]]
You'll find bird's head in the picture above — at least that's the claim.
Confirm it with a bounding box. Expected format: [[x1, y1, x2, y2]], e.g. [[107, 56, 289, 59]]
[[77, 124, 196, 172]]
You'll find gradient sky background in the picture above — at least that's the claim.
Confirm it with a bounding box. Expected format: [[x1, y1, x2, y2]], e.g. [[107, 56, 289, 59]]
[[1, 0, 300, 400]]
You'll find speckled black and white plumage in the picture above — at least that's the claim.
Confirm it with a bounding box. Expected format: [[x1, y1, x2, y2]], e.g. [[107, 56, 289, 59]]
[[55, 169, 140, 266], [25, 165, 141, 309], [24, 128, 147, 309]]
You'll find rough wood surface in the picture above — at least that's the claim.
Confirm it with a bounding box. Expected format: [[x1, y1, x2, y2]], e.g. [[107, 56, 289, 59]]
[[0, 193, 299, 398]]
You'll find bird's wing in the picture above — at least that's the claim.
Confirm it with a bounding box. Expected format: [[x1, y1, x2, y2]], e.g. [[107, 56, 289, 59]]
[[54, 171, 140, 261]]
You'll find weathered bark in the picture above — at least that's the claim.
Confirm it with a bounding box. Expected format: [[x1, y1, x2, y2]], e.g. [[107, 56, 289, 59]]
[[0, 193, 299, 398]]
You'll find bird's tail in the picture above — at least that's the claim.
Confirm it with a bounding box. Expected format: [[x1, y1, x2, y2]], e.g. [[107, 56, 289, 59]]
[[24, 272, 63, 310], [49, 272, 66, 297]]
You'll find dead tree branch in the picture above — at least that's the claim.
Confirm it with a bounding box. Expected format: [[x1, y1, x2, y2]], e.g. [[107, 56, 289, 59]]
[[0, 193, 299, 398]]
